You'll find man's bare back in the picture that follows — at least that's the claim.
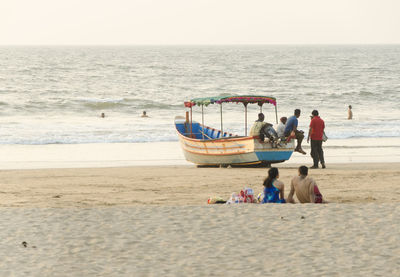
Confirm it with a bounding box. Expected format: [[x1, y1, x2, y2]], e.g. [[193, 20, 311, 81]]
[[288, 176, 316, 203], [287, 166, 325, 203]]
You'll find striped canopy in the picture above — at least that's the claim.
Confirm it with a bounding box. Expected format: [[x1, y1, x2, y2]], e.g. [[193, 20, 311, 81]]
[[184, 95, 276, 107]]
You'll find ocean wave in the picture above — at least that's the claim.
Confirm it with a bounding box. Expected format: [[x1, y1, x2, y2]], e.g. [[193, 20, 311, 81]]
[[323, 144, 400, 149], [0, 135, 179, 145], [83, 101, 130, 110], [358, 90, 374, 96], [76, 97, 183, 111]]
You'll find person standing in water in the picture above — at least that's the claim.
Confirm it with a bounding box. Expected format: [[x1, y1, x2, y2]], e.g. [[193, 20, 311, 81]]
[[141, 111, 149, 118], [348, 105, 353, 120]]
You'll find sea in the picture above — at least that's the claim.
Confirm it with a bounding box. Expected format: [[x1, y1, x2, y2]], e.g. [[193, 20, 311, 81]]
[[0, 45, 399, 167]]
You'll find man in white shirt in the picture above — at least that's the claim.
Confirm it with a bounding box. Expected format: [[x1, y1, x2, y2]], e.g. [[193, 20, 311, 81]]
[[276, 117, 287, 138]]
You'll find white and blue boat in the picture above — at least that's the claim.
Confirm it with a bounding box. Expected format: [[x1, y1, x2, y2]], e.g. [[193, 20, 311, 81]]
[[175, 95, 295, 167]]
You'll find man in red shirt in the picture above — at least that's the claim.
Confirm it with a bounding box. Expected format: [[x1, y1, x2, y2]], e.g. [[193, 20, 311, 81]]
[[307, 110, 326, 169]]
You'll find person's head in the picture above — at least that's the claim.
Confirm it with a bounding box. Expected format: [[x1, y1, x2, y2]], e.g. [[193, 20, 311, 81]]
[[142, 111, 147, 115], [101, 113, 105, 118], [280, 117, 287, 124], [294, 109, 301, 118], [349, 105, 352, 109], [263, 167, 279, 188], [257, 113, 265, 122], [298, 165, 308, 176], [311, 110, 319, 117]]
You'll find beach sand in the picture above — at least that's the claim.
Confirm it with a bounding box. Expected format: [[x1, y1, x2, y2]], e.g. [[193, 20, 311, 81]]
[[0, 163, 399, 206], [0, 163, 399, 276]]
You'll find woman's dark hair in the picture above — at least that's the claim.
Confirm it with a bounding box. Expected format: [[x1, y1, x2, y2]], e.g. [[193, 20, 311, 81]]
[[263, 167, 279, 188]]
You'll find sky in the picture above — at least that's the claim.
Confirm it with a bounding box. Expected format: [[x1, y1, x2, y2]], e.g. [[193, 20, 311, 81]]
[[1, 0, 399, 45]]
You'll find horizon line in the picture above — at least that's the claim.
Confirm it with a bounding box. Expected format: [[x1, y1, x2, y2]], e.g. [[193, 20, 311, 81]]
[[0, 43, 400, 47]]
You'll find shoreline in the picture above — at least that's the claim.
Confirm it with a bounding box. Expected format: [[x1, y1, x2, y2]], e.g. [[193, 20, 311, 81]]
[[0, 137, 399, 170]]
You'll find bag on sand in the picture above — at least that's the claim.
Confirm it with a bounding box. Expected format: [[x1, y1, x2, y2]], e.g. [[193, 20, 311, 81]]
[[226, 193, 244, 204], [226, 188, 256, 204], [240, 188, 256, 203]]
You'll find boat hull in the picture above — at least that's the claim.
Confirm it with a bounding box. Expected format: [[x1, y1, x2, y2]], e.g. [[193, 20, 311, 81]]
[[175, 117, 295, 166]]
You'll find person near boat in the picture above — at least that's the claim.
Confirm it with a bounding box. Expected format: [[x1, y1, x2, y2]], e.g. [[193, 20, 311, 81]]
[[284, 109, 306, 154], [261, 167, 286, 203], [287, 166, 325, 203], [250, 113, 278, 144], [307, 110, 326, 169], [276, 116, 287, 138]]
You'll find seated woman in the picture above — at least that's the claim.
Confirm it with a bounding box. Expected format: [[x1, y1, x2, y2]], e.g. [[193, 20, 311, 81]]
[[262, 167, 286, 203]]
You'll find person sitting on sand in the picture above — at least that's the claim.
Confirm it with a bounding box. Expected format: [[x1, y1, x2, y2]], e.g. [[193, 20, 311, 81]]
[[141, 111, 149, 118], [250, 113, 278, 144], [261, 167, 286, 203], [287, 165, 325, 203], [284, 109, 306, 154]]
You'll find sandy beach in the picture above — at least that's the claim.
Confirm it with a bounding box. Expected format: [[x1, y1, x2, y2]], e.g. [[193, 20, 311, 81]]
[[0, 163, 399, 275], [1, 204, 399, 276], [1, 163, 399, 207], [2, 3, 400, 274]]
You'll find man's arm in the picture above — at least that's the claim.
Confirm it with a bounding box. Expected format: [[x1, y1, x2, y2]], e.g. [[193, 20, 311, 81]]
[[287, 179, 296, 204]]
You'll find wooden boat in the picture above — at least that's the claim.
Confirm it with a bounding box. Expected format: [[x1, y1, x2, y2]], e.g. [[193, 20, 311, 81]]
[[175, 95, 295, 167]]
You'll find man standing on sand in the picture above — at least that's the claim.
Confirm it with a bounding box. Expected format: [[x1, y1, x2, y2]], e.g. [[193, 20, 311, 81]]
[[287, 166, 325, 203], [284, 109, 306, 154], [307, 110, 326, 169]]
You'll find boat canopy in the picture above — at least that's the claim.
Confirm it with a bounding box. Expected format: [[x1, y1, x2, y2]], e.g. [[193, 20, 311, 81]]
[[184, 95, 276, 107]]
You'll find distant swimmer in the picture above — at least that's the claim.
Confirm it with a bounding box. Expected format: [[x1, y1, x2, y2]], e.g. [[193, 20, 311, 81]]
[[101, 113, 105, 118], [141, 111, 149, 118], [348, 105, 353, 120]]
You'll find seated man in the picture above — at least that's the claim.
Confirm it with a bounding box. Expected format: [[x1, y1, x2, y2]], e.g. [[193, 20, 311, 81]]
[[250, 113, 278, 144], [287, 165, 325, 204], [276, 116, 287, 138], [284, 109, 306, 154]]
